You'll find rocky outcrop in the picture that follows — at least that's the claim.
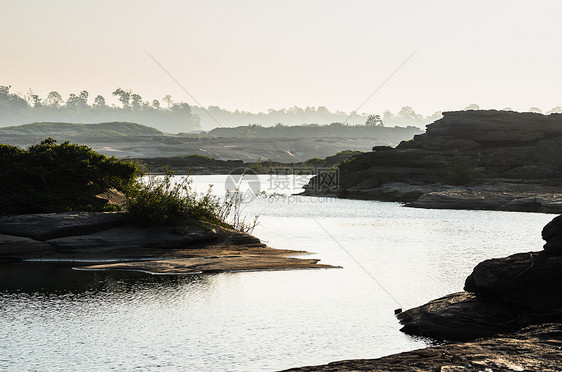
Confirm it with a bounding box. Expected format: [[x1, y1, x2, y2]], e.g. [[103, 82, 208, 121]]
[[287, 215, 562, 371], [286, 323, 562, 371], [397, 214, 562, 342], [0, 212, 337, 273], [303, 110, 562, 213]]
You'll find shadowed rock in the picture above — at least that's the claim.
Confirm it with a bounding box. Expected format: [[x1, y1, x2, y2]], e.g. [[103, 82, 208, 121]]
[[303, 110, 562, 213], [285, 323, 562, 371], [0, 212, 338, 273], [0, 212, 126, 240], [398, 214, 562, 342]]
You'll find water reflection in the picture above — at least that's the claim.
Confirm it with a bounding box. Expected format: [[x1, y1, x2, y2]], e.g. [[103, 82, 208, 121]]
[[0, 262, 208, 294]]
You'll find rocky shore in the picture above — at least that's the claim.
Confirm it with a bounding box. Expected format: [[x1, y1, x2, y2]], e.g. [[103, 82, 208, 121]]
[[287, 214, 562, 371], [397, 214, 562, 341], [0, 212, 337, 274], [303, 110, 562, 213], [286, 323, 562, 371]]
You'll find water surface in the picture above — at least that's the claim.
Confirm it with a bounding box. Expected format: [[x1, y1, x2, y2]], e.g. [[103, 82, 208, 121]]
[[0, 175, 552, 371]]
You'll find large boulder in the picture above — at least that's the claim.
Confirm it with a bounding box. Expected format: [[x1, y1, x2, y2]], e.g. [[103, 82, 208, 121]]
[[397, 292, 525, 341], [464, 252, 562, 310], [542, 214, 562, 253], [399, 214, 562, 341]]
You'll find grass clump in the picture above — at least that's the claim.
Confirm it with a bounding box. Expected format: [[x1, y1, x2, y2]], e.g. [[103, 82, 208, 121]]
[[126, 172, 258, 233]]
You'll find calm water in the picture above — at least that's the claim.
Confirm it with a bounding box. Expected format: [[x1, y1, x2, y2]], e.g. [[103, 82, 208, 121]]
[[0, 175, 553, 371]]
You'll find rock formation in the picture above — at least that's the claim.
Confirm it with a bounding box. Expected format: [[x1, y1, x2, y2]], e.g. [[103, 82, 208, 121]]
[[397, 214, 562, 341], [0, 212, 337, 273], [303, 110, 562, 213], [285, 323, 562, 371]]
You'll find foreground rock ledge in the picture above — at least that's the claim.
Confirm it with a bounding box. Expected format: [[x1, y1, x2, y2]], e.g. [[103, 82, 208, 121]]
[[0, 212, 338, 274], [285, 323, 562, 371]]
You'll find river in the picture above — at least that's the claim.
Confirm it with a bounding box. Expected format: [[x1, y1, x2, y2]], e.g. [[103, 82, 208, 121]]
[[0, 175, 553, 371]]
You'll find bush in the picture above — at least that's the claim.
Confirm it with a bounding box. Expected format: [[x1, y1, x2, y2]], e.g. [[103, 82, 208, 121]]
[[0, 138, 137, 215], [441, 153, 477, 185], [126, 173, 258, 232]]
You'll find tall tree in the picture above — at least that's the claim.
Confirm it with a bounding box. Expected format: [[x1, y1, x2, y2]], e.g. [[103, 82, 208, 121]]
[[45, 91, 64, 107], [112, 88, 131, 108], [131, 94, 143, 110], [365, 114, 383, 127], [93, 95, 107, 107]]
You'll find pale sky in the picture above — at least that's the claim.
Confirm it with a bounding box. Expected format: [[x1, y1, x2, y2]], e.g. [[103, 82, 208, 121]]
[[2, 0, 562, 115]]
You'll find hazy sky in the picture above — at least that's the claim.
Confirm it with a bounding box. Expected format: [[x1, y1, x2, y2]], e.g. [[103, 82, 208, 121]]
[[2, 0, 562, 115]]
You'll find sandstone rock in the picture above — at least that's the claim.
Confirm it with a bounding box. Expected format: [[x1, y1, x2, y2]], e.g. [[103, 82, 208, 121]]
[[542, 214, 562, 253], [0, 212, 126, 240], [303, 110, 562, 213], [46, 225, 218, 254], [499, 197, 543, 212], [425, 110, 562, 143], [407, 190, 510, 210], [500, 163, 561, 179], [286, 323, 562, 371], [533, 138, 562, 166], [397, 292, 524, 341], [371, 145, 393, 152], [464, 251, 562, 310], [0, 234, 56, 260], [440, 138, 481, 151]]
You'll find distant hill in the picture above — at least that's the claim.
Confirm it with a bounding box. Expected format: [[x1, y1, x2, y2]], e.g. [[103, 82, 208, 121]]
[[0, 121, 422, 162], [0, 121, 164, 137], [208, 123, 422, 141]]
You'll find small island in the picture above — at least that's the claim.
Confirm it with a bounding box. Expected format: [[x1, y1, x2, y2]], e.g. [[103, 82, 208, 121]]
[[0, 139, 336, 274]]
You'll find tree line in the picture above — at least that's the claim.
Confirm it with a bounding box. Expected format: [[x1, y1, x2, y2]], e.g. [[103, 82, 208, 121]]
[[0, 85, 200, 133]]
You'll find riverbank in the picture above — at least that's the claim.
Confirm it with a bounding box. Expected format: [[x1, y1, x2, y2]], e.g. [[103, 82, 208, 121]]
[[302, 110, 562, 214], [287, 214, 562, 370], [0, 211, 338, 274], [285, 323, 562, 371]]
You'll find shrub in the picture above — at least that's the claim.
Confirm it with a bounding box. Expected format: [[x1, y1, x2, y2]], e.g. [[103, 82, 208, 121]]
[[0, 138, 137, 215], [441, 152, 477, 185], [126, 172, 258, 232]]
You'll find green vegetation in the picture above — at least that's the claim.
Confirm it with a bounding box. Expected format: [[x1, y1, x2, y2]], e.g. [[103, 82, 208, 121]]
[[441, 152, 479, 186], [1, 138, 258, 232], [181, 154, 215, 162], [333, 150, 363, 156], [126, 172, 258, 232], [0, 138, 137, 215]]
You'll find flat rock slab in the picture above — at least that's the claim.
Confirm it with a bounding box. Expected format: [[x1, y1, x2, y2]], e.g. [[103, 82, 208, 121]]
[[77, 255, 338, 274], [285, 323, 562, 371], [46, 226, 217, 254], [0, 234, 57, 260], [0, 212, 126, 240], [407, 189, 562, 213]]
